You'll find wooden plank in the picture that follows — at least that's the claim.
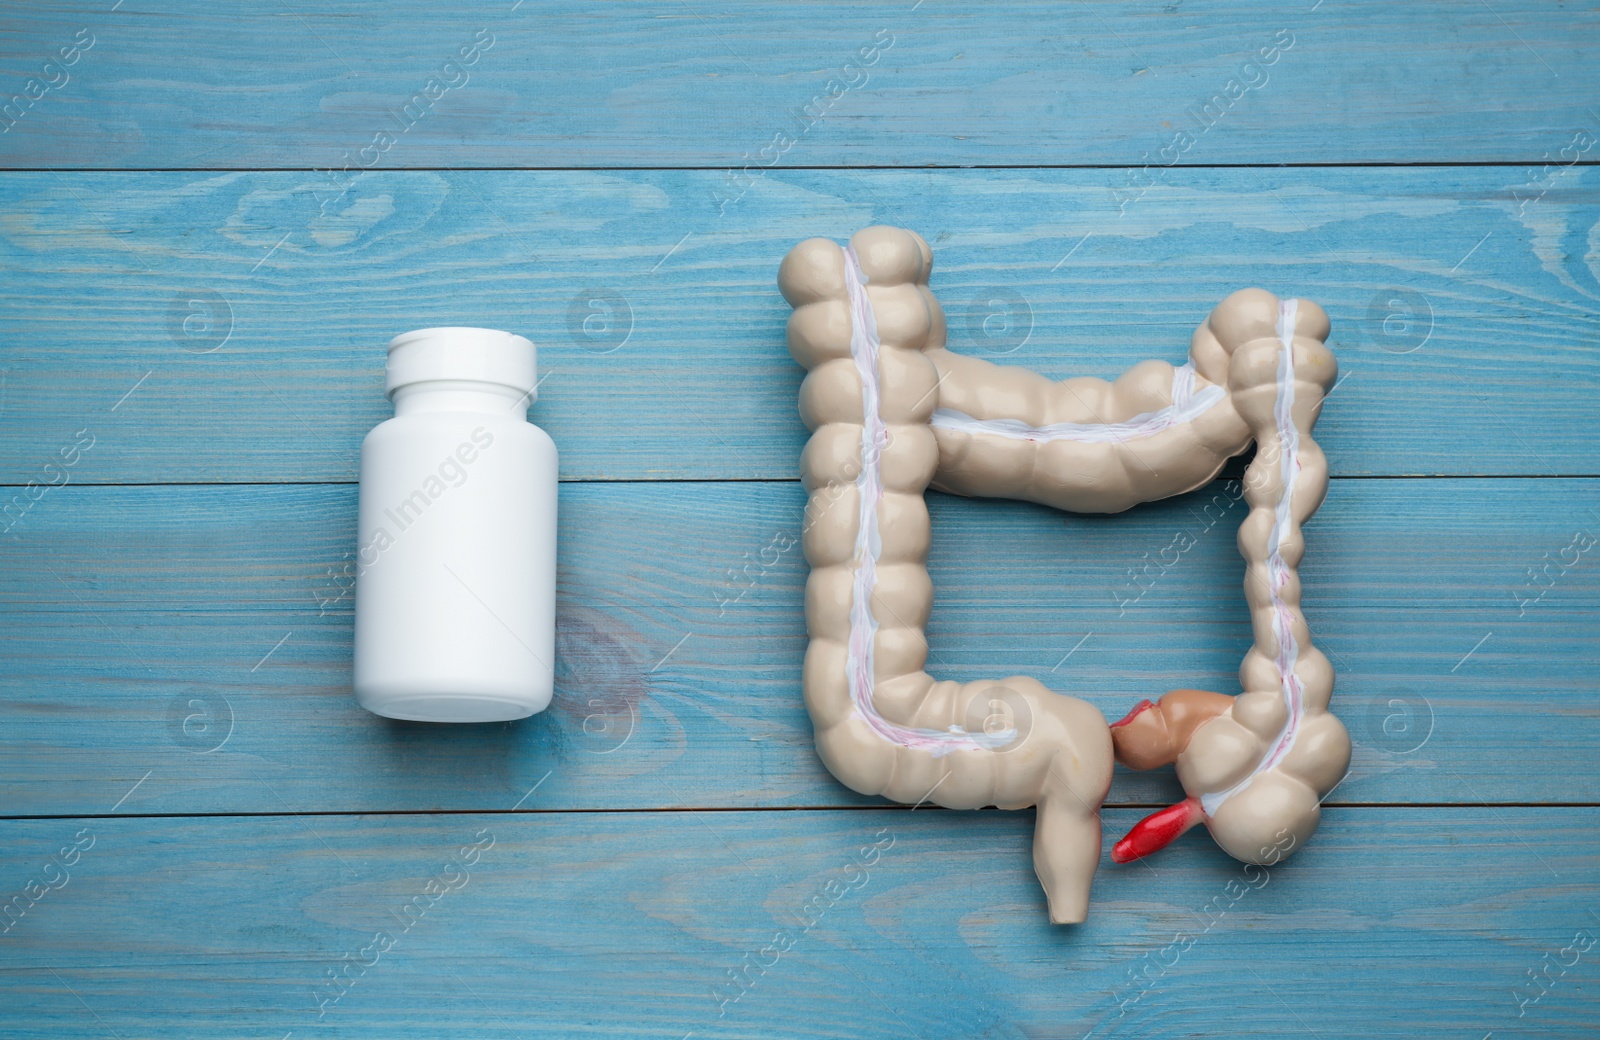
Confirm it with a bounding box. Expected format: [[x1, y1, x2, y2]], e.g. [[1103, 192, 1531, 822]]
[[0, 2, 1595, 168], [1, 167, 1598, 483], [1, 478, 1594, 816], [0, 808, 1594, 1037]]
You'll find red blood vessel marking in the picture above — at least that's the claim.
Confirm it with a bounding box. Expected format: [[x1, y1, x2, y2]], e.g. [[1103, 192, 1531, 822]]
[[1110, 699, 1153, 729]]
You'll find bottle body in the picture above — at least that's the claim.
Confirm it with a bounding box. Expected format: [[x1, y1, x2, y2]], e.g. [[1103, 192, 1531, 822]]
[[353, 328, 557, 723]]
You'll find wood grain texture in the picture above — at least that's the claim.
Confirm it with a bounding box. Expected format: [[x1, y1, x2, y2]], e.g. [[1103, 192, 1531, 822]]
[[0, 2, 1596, 168], [1, 167, 1598, 483], [2, 3, 1597, 1032], [2, 478, 1594, 816], [0, 808, 1595, 1038]]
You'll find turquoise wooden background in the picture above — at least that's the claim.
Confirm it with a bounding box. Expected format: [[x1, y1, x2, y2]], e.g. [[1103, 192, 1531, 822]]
[[2, 2, 1597, 1036]]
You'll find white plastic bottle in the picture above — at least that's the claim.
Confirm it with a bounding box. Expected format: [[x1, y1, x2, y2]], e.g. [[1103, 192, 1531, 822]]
[[353, 327, 558, 722]]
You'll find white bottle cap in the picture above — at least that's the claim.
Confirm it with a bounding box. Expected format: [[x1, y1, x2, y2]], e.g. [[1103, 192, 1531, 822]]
[[386, 327, 538, 402]]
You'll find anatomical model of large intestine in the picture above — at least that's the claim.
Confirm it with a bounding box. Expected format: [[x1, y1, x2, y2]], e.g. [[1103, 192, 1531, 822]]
[[777, 225, 1350, 923]]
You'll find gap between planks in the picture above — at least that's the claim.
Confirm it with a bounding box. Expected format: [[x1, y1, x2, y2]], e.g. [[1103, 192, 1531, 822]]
[[5, 802, 1598, 824], [6, 161, 1600, 173], [1, 474, 1596, 490]]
